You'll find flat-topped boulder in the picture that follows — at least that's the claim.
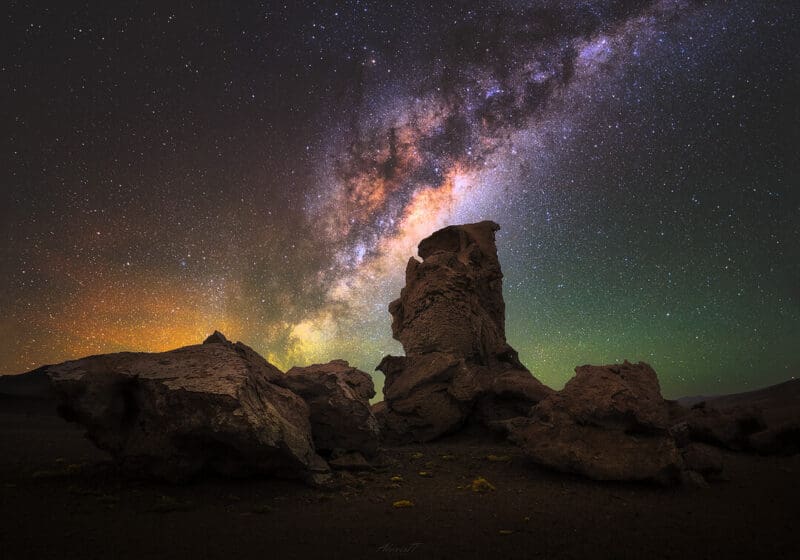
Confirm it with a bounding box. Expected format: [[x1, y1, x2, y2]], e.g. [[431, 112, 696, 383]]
[[44, 335, 326, 482]]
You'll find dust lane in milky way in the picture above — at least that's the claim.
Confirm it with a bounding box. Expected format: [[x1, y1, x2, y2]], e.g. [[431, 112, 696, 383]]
[[2, 1, 798, 398]]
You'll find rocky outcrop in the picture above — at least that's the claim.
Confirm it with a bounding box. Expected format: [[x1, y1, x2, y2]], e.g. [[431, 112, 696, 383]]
[[376, 221, 551, 442], [673, 401, 800, 456], [507, 361, 715, 484], [673, 380, 800, 456], [677, 402, 766, 451], [275, 360, 380, 457], [44, 335, 327, 482]]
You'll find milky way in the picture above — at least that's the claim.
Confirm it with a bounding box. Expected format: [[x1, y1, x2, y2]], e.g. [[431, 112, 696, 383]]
[[2, 1, 798, 397]]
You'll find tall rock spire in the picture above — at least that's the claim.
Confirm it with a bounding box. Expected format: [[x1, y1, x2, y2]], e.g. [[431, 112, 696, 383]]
[[375, 221, 551, 442]]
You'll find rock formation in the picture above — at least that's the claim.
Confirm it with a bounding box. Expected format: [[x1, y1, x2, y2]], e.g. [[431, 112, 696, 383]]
[[506, 361, 718, 484], [34, 320, 793, 486], [26, 219, 795, 488], [672, 401, 800, 456], [45, 335, 329, 482], [677, 402, 766, 451], [275, 360, 380, 458], [672, 379, 800, 456], [375, 221, 551, 442]]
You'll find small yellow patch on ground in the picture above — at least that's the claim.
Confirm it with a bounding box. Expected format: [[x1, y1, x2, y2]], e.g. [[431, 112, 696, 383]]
[[392, 500, 414, 508], [471, 476, 496, 493], [486, 455, 511, 462]]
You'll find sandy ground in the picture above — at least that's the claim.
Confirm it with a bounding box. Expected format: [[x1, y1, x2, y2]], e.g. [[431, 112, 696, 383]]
[[0, 397, 798, 560]]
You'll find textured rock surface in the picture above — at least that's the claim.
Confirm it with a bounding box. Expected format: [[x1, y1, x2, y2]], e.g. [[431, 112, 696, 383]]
[[376, 221, 551, 442], [276, 360, 380, 457], [44, 335, 324, 481], [507, 361, 690, 483]]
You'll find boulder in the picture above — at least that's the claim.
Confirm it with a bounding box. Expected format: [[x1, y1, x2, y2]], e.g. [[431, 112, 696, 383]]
[[677, 402, 767, 451], [377, 353, 466, 442], [671, 381, 800, 456], [376, 221, 551, 442], [507, 361, 690, 484], [45, 335, 325, 482], [276, 360, 380, 457]]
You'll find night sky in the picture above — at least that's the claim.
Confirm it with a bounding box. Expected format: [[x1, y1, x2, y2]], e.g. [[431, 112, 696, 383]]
[[2, 1, 798, 398]]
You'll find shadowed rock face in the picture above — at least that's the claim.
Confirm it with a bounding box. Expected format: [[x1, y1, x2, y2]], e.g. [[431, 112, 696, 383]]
[[376, 221, 551, 442], [276, 360, 380, 457], [44, 336, 328, 482], [506, 361, 714, 484]]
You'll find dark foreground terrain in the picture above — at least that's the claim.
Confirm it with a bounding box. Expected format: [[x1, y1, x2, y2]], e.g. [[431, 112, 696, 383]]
[[1, 396, 798, 560]]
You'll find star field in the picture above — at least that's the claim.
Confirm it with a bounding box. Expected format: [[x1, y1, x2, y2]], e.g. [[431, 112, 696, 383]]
[[2, 1, 798, 398]]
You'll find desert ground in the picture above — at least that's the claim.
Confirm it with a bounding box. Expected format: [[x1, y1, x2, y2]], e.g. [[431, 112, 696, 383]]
[[1, 394, 798, 560]]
